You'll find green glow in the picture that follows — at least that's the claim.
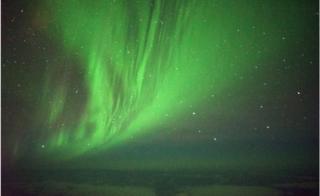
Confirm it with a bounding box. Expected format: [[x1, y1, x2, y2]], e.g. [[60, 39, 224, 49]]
[[39, 0, 286, 158]]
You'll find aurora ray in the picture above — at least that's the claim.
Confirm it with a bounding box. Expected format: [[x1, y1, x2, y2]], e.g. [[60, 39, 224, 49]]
[[32, 0, 293, 158]]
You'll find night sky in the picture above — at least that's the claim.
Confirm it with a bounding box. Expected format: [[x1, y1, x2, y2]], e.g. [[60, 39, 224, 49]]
[[2, 0, 319, 173]]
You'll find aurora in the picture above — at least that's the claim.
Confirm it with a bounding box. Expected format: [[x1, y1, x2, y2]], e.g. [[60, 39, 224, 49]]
[[4, 0, 313, 162], [36, 0, 293, 158]]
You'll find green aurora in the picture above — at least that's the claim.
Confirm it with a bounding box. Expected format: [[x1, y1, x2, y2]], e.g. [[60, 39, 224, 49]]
[[31, 0, 307, 159]]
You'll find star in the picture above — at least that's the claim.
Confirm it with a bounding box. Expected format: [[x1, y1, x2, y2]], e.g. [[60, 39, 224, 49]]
[[41, 144, 45, 148], [297, 91, 301, 95], [213, 137, 217, 141], [266, 125, 270, 129], [192, 112, 196, 115]]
